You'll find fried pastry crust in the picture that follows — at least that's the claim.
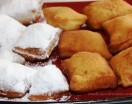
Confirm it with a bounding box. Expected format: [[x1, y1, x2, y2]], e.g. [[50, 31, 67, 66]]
[[58, 30, 112, 59], [43, 7, 87, 30], [29, 92, 69, 101], [110, 47, 132, 87], [0, 90, 25, 98], [102, 13, 132, 54], [83, 0, 132, 30], [61, 52, 117, 93], [28, 65, 69, 101]]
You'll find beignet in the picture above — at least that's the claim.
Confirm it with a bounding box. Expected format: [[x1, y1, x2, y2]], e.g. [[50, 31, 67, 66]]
[[0, 60, 36, 98], [28, 65, 69, 101], [0, 14, 26, 63], [43, 7, 87, 31], [110, 47, 132, 87], [102, 13, 132, 54], [61, 52, 117, 93], [0, 0, 44, 25], [14, 23, 61, 62], [0, 50, 25, 64], [58, 30, 112, 59], [83, 0, 132, 30]]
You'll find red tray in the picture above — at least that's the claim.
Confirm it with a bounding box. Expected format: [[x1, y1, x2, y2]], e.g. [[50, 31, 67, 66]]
[[42, 0, 132, 103]]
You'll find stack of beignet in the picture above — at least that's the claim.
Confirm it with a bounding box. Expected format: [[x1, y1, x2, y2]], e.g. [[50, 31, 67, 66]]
[[0, 59, 69, 100], [0, 0, 131, 102]]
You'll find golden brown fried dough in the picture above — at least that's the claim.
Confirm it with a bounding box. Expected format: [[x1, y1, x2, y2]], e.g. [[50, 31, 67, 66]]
[[58, 30, 112, 59], [102, 13, 132, 54], [0, 90, 25, 98], [61, 52, 117, 93], [83, 0, 132, 30], [110, 47, 132, 87], [43, 7, 87, 31]]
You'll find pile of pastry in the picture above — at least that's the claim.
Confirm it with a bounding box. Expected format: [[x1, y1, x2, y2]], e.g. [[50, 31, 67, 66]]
[[0, 0, 131, 101], [0, 0, 69, 101]]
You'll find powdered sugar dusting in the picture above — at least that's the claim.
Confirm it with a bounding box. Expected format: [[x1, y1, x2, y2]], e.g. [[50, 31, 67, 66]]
[[0, 0, 44, 24], [29, 65, 69, 96], [15, 23, 61, 60], [0, 60, 36, 93], [15, 23, 61, 49], [0, 49, 25, 64], [0, 14, 26, 63], [0, 14, 26, 50]]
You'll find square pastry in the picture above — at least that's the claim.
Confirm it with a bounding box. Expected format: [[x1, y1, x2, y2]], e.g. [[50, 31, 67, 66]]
[[43, 7, 87, 31], [0, 60, 36, 98], [14, 23, 61, 62], [110, 47, 132, 87], [61, 52, 117, 93], [28, 65, 69, 101], [58, 30, 112, 59], [83, 0, 132, 29], [102, 13, 132, 54]]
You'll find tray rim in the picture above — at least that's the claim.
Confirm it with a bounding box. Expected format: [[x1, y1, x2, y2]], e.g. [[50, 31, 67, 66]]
[[0, 97, 132, 103], [44, 0, 97, 3]]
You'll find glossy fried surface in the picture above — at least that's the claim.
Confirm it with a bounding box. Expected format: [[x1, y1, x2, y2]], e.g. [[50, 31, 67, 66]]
[[102, 13, 132, 54], [61, 52, 117, 93], [59, 30, 112, 59], [83, 0, 132, 30], [43, 7, 87, 30], [110, 47, 132, 87]]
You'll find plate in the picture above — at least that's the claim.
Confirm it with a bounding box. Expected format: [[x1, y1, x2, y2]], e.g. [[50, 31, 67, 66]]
[[1, 0, 132, 103]]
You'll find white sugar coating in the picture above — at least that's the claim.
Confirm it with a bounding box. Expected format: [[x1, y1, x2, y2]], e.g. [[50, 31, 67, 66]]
[[29, 65, 69, 96], [0, 0, 44, 24], [15, 23, 61, 49], [0, 49, 25, 64], [0, 14, 26, 63], [0, 60, 37, 93], [0, 14, 26, 50]]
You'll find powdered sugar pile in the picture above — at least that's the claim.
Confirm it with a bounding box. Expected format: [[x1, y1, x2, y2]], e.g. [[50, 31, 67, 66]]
[[14, 23, 61, 60], [15, 23, 61, 49], [0, 49, 25, 64], [29, 65, 69, 96], [0, 60, 36, 94], [0, 0, 44, 24], [0, 14, 26, 63], [0, 14, 26, 49], [0, 60, 69, 101]]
